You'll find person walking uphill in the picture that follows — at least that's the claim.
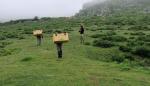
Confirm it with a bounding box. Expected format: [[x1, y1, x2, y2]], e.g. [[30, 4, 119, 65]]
[[36, 35, 43, 46], [79, 25, 85, 44], [56, 42, 63, 58], [33, 30, 43, 46], [53, 31, 69, 59]]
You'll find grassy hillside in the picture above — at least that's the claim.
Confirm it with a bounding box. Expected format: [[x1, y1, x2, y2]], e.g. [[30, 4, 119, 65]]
[[0, 2, 150, 84], [0, 20, 150, 85]]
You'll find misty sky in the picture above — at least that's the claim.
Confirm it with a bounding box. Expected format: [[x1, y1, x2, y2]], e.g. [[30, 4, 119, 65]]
[[0, 0, 95, 21]]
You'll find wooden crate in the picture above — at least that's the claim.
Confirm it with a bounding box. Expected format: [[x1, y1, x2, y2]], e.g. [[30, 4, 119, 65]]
[[53, 33, 69, 43], [33, 30, 43, 36]]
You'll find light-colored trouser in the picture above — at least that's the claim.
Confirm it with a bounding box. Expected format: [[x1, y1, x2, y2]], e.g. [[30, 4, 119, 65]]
[[80, 34, 84, 44]]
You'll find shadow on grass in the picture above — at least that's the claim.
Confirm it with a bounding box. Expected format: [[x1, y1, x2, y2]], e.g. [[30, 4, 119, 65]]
[[21, 57, 33, 62]]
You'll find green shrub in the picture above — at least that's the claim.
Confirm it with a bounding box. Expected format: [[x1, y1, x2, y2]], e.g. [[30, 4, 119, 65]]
[[128, 25, 149, 30], [21, 57, 33, 62], [111, 54, 125, 63], [90, 34, 106, 38], [127, 41, 138, 47], [146, 35, 150, 37], [1, 41, 12, 46], [0, 35, 6, 40], [132, 46, 150, 58], [0, 43, 5, 48], [102, 36, 127, 42], [90, 29, 97, 31], [106, 31, 116, 36], [100, 25, 117, 30], [4, 33, 19, 39], [145, 42, 150, 46], [63, 28, 74, 32], [93, 40, 115, 48], [119, 45, 132, 52], [137, 36, 150, 42], [18, 36, 25, 40], [23, 29, 33, 34], [84, 42, 91, 45], [124, 54, 134, 61], [130, 32, 145, 36], [0, 42, 12, 48], [129, 36, 135, 39], [0, 49, 11, 56], [137, 41, 145, 46], [44, 29, 53, 34], [124, 32, 128, 34], [139, 59, 150, 67]]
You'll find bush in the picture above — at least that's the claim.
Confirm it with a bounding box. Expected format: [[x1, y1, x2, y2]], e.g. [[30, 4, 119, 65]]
[[119, 45, 132, 52], [23, 29, 33, 34], [124, 54, 134, 61], [100, 25, 117, 30], [128, 25, 150, 30], [0, 49, 11, 56], [90, 29, 97, 31], [84, 42, 91, 45], [1, 41, 12, 46], [137, 36, 150, 42], [139, 59, 150, 67], [93, 40, 115, 48], [102, 36, 127, 42], [130, 32, 145, 36], [90, 34, 106, 38], [0, 43, 5, 48], [0, 35, 6, 40], [106, 31, 116, 36], [129, 36, 135, 39], [111, 54, 125, 63], [127, 41, 138, 47], [63, 28, 74, 32], [146, 42, 150, 46], [4, 33, 19, 39], [0, 42, 12, 48], [44, 29, 53, 34], [124, 32, 129, 35], [18, 36, 25, 40], [132, 46, 150, 58], [137, 41, 145, 46], [21, 57, 33, 62]]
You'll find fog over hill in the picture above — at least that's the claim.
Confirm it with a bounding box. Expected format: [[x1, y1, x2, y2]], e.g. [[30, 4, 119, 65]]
[[76, 0, 150, 16]]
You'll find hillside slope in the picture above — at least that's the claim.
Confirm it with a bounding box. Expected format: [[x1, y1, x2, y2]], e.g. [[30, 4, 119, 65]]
[[0, 30, 150, 86]]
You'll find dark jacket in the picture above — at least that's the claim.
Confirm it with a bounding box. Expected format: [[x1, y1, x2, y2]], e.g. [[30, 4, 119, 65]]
[[37, 35, 43, 39], [79, 26, 84, 34]]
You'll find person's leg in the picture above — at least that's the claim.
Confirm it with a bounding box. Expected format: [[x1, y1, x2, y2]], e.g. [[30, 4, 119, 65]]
[[82, 34, 84, 44], [37, 37, 39, 46], [39, 37, 41, 46], [37, 37, 41, 46], [59, 43, 62, 58], [80, 34, 84, 44], [57, 43, 62, 58], [80, 35, 82, 44]]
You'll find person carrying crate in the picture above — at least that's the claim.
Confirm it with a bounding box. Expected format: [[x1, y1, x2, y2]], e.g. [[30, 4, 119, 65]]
[[33, 30, 43, 46], [53, 31, 69, 58], [36, 35, 43, 46]]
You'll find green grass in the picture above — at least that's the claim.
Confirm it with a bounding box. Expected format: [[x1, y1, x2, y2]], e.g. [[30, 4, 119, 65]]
[[0, 30, 150, 86]]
